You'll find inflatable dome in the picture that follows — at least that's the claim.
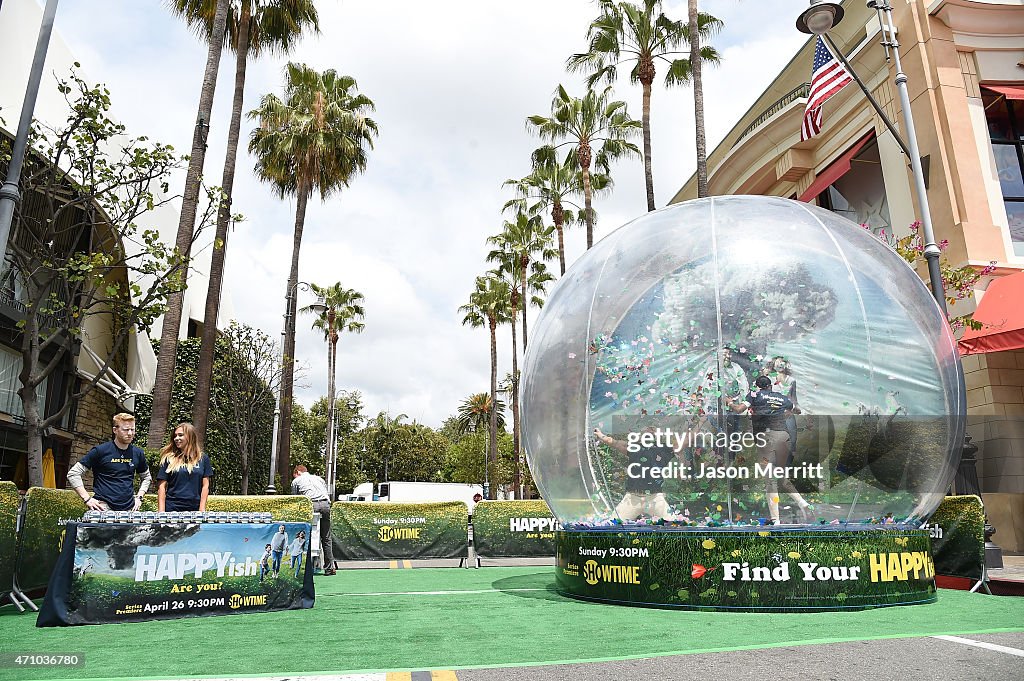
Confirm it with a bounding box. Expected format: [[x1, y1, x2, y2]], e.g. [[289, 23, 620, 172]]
[[521, 196, 964, 530]]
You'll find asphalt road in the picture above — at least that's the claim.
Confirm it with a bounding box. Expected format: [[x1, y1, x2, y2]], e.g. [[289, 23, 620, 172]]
[[456, 632, 1024, 681]]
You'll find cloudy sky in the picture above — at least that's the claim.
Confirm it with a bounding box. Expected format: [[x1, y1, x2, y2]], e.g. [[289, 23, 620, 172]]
[[35, 0, 812, 427]]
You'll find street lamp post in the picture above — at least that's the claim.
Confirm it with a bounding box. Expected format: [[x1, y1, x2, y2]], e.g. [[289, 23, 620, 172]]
[[796, 0, 947, 313], [266, 281, 325, 493], [324, 306, 337, 500], [0, 0, 60, 267]]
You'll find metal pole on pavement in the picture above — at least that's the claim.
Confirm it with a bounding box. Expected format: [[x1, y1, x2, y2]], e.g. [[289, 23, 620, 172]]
[[266, 287, 293, 494], [0, 0, 61, 265], [870, 0, 947, 314]]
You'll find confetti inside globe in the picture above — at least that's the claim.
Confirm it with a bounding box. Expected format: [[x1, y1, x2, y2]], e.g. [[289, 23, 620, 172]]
[[521, 196, 964, 529]]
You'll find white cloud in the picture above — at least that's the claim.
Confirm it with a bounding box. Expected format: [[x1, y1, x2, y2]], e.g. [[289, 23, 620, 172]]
[[39, 0, 815, 427]]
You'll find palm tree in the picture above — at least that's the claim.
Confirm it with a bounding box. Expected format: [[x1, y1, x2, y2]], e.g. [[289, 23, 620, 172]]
[[527, 85, 641, 249], [486, 212, 557, 349], [504, 146, 612, 275], [148, 0, 231, 447], [249, 63, 378, 481], [455, 392, 506, 435], [459, 275, 510, 499], [454, 391, 505, 494], [689, 0, 708, 197], [567, 0, 721, 211], [302, 282, 364, 499], [174, 0, 321, 439]]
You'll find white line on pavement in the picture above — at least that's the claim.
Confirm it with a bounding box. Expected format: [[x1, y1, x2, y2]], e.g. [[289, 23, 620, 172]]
[[171, 675, 385, 681], [932, 635, 1024, 657]]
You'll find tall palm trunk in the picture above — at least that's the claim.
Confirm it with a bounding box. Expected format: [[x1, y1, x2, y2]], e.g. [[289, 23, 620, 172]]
[[510, 309, 520, 500], [194, 0, 252, 437], [552, 200, 566, 275], [487, 316, 498, 500], [640, 76, 655, 211], [689, 0, 708, 198], [519, 258, 529, 349], [148, 0, 230, 447], [579, 142, 594, 249], [277, 186, 310, 481]]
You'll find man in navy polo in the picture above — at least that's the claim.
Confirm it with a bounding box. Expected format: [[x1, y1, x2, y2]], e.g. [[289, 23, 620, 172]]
[[67, 413, 151, 511]]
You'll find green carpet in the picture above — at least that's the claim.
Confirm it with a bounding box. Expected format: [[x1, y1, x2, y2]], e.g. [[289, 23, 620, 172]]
[[1, 567, 1022, 681]]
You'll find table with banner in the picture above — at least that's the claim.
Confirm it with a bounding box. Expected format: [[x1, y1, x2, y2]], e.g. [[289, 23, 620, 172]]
[[37, 521, 314, 626]]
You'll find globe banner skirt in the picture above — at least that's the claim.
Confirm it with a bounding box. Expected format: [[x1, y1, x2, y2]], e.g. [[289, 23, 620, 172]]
[[555, 527, 935, 611]]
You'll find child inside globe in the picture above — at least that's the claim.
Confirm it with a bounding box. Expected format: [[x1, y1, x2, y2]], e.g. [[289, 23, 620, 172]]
[[594, 426, 678, 521]]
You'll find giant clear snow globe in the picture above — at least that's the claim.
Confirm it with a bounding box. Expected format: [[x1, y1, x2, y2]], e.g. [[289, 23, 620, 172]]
[[521, 196, 964, 530]]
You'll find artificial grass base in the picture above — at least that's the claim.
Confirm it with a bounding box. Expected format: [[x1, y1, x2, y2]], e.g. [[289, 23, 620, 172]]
[[1, 567, 1022, 681]]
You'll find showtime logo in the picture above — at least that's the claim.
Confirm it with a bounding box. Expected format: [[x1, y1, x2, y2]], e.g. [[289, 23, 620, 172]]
[[378, 526, 422, 542], [582, 560, 642, 586]]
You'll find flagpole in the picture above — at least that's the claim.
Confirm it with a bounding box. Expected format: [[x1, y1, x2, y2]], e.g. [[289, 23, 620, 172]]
[[797, 0, 946, 313], [820, 35, 911, 159]]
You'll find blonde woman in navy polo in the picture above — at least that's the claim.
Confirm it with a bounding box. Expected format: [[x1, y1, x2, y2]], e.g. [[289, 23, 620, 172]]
[[156, 423, 213, 512]]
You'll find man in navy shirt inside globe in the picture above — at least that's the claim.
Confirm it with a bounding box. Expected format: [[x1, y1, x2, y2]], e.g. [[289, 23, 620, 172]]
[[67, 413, 151, 511], [726, 375, 812, 524]]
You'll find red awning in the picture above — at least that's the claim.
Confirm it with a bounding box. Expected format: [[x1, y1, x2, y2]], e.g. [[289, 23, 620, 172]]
[[798, 132, 874, 203], [984, 85, 1024, 101], [958, 271, 1024, 355]]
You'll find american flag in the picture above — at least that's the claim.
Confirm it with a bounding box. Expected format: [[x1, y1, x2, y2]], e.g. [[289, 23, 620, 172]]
[[802, 37, 853, 141]]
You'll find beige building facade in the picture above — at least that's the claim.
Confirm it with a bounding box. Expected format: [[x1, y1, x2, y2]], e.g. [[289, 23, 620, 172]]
[[672, 0, 1024, 549]]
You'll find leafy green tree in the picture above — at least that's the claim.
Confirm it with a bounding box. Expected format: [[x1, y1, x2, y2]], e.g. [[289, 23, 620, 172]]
[[171, 0, 321, 438], [207, 322, 282, 494], [442, 430, 513, 488], [528, 86, 641, 248], [136, 333, 275, 494], [567, 0, 721, 210], [5, 71, 210, 487], [149, 0, 231, 447], [249, 62, 377, 479], [358, 414, 448, 485], [290, 390, 365, 493]]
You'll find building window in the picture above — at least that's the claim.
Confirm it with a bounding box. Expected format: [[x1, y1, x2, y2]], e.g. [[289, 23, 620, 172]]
[[0, 345, 48, 421], [983, 88, 1024, 256], [817, 136, 891, 235]]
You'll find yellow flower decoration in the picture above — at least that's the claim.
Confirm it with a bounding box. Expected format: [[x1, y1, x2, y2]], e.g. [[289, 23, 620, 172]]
[[716, 505, 723, 512], [851, 551, 863, 559], [758, 531, 770, 537], [788, 551, 801, 559], [894, 537, 909, 547], [834, 556, 844, 562], [702, 539, 716, 550], [731, 550, 741, 557]]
